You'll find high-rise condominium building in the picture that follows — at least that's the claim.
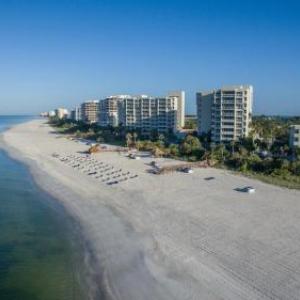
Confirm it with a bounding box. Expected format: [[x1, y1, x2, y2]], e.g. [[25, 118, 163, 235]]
[[55, 108, 69, 119], [81, 100, 99, 124], [99, 95, 130, 127], [48, 110, 56, 117], [70, 106, 81, 122], [289, 125, 300, 148], [118, 95, 178, 134], [196, 85, 253, 143], [168, 91, 185, 129]]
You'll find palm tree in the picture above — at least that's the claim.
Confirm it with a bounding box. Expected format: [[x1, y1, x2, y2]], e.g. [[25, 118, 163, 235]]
[[219, 143, 226, 162], [230, 140, 236, 155], [152, 147, 164, 158], [126, 133, 133, 148], [158, 133, 165, 143], [132, 132, 138, 147]]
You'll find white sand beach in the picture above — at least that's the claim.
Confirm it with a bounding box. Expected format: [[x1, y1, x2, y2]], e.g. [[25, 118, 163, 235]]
[[2, 119, 300, 300]]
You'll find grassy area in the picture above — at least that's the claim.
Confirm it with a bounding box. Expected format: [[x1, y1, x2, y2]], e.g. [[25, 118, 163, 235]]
[[220, 166, 300, 190], [215, 162, 300, 190], [55, 127, 70, 134], [245, 172, 300, 190]]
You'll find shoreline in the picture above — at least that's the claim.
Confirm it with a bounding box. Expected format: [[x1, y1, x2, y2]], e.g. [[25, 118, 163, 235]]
[[0, 143, 88, 299], [0, 121, 175, 300], [2, 119, 300, 300], [0, 138, 103, 300]]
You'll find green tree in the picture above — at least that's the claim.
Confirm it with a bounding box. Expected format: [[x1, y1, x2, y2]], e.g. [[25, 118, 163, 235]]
[[246, 154, 262, 172], [211, 144, 228, 163], [184, 118, 197, 130], [169, 144, 180, 157], [132, 132, 138, 142], [295, 147, 300, 160], [75, 130, 81, 138], [240, 137, 257, 153], [132, 132, 138, 148], [126, 133, 133, 148], [230, 140, 236, 155], [180, 135, 202, 155], [158, 133, 165, 143], [290, 161, 300, 176], [150, 129, 159, 141]]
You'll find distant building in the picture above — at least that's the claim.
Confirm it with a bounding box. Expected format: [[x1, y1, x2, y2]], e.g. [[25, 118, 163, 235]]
[[185, 114, 197, 121], [40, 112, 49, 117], [48, 110, 56, 117], [168, 91, 185, 129], [81, 100, 99, 124], [196, 85, 253, 143], [289, 125, 300, 148], [118, 95, 178, 135], [99, 95, 129, 127], [70, 106, 81, 122], [55, 108, 68, 119], [184, 114, 198, 129]]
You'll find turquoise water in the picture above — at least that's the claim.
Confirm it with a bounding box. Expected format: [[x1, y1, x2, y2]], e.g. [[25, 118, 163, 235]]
[[0, 116, 85, 300]]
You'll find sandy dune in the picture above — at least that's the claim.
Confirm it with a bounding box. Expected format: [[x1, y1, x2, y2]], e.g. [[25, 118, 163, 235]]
[[2, 119, 300, 300]]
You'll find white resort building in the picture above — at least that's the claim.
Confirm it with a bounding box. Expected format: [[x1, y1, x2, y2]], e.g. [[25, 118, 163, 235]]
[[70, 106, 81, 122], [99, 95, 130, 127], [81, 100, 99, 124], [54, 108, 69, 119], [289, 125, 300, 148], [168, 91, 185, 129], [196, 85, 253, 143], [118, 95, 179, 135], [71, 91, 185, 133]]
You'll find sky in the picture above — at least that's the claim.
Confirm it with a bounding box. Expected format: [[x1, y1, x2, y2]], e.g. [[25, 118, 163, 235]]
[[0, 0, 299, 115]]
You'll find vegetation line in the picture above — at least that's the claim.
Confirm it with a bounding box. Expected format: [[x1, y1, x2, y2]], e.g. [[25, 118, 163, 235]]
[[49, 116, 300, 190]]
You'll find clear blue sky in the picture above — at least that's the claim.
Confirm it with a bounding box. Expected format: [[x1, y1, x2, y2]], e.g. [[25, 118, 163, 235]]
[[0, 0, 299, 115]]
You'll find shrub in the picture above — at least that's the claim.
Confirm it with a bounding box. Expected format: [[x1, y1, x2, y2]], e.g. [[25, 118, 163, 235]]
[[180, 135, 202, 155], [290, 161, 300, 176], [169, 144, 180, 157]]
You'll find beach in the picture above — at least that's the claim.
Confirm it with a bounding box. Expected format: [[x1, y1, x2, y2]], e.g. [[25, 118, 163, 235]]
[[2, 119, 300, 300]]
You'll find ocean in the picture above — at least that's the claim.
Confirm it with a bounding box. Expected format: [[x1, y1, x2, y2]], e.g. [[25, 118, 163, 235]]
[[0, 116, 85, 300]]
